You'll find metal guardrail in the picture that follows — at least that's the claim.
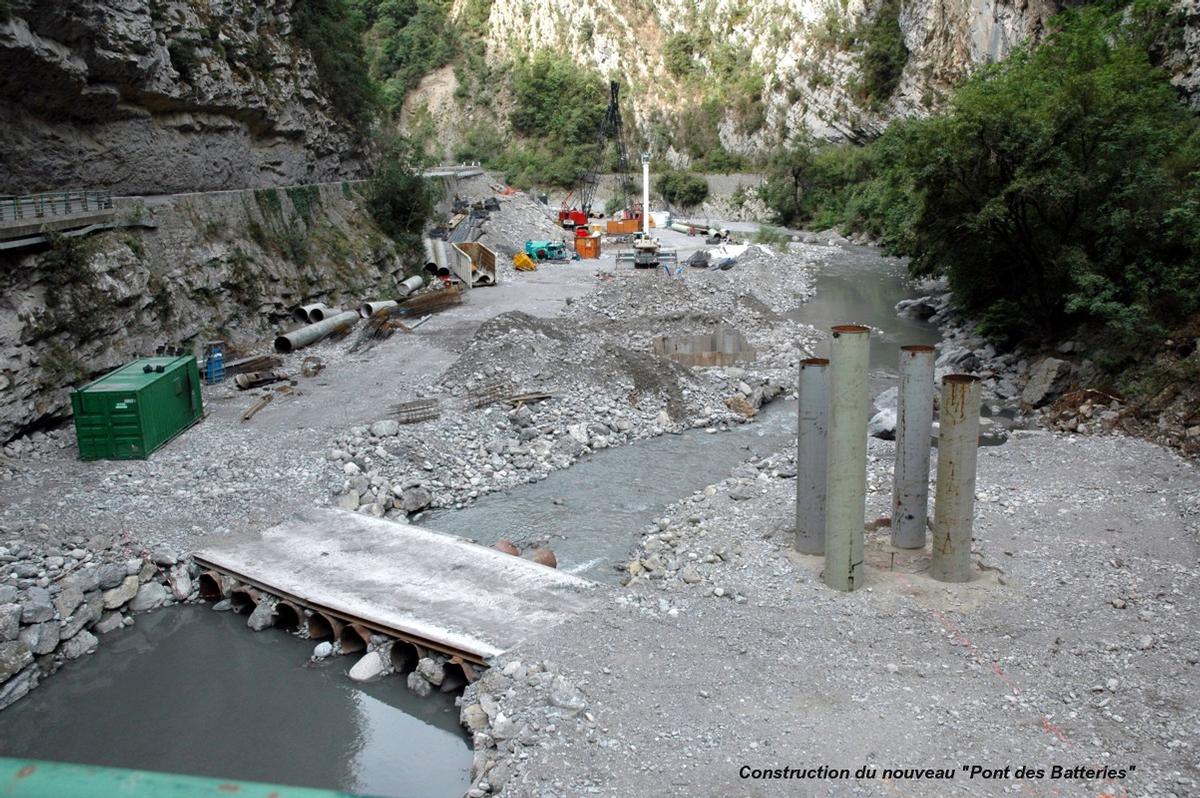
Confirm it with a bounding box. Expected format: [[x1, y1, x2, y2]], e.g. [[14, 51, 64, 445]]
[[0, 190, 114, 222]]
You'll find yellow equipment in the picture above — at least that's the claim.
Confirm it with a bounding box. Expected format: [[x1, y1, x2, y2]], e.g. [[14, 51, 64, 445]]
[[513, 252, 538, 272]]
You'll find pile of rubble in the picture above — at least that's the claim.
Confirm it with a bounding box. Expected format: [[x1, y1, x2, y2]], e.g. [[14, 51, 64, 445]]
[[457, 658, 592, 797]]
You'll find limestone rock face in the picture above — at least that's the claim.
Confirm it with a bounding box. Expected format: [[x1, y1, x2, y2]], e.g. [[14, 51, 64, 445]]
[[404, 0, 1070, 158], [0, 0, 366, 195]]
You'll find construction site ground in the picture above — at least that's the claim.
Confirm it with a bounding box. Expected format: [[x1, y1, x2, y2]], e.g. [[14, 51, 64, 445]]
[[1, 196, 1197, 798]]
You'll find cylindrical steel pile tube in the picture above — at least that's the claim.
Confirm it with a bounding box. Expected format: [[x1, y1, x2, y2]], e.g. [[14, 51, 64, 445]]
[[892, 345, 937, 549], [274, 310, 359, 353], [795, 357, 830, 555], [931, 374, 982, 582], [359, 300, 398, 318], [824, 325, 869, 592]]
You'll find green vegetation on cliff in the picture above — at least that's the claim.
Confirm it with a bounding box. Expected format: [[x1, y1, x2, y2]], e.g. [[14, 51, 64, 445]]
[[457, 53, 609, 189], [351, 0, 457, 111], [295, 0, 379, 131], [762, 2, 1199, 371]]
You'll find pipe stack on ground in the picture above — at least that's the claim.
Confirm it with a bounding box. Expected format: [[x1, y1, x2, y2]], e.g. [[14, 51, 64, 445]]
[[823, 325, 870, 591], [931, 375, 983, 582], [892, 345, 937, 549], [294, 303, 328, 323], [274, 310, 359, 353], [795, 358, 830, 555]]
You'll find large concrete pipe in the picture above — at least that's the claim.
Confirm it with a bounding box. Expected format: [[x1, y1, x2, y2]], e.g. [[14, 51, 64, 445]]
[[294, 303, 327, 323], [399, 275, 424, 297], [824, 325, 870, 592], [308, 306, 341, 322], [359, 300, 398, 318], [795, 358, 830, 555], [274, 310, 359, 353], [892, 345, 937, 549], [931, 375, 983, 583]]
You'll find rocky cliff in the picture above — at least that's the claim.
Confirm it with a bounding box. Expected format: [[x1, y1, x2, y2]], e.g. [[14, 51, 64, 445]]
[[401, 0, 1063, 162], [0, 182, 408, 442], [0, 0, 366, 195]]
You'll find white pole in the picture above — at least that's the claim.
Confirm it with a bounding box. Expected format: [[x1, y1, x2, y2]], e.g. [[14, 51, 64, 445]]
[[824, 324, 869, 591], [796, 358, 829, 554], [931, 374, 982, 582], [641, 152, 650, 237], [892, 344, 936, 549]]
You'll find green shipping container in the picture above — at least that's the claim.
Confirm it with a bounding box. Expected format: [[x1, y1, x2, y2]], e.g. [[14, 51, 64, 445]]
[[71, 355, 204, 461]]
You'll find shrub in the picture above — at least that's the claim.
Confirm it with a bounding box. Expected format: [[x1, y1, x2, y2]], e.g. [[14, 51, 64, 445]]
[[664, 32, 708, 79], [365, 134, 435, 246], [855, 0, 909, 108], [657, 170, 710, 208], [168, 40, 200, 81]]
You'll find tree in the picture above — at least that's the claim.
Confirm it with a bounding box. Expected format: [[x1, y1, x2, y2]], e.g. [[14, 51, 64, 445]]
[[365, 134, 434, 252], [902, 4, 1200, 351], [657, 170, 710, 208]]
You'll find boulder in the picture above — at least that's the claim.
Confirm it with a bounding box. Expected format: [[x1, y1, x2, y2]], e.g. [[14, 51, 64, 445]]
[[19, 621, 59, 655], [1022, 357, 1072, 407], [399, 487, 432, 513], [370, 420, 400, 438], [150, 545, 179, 566], [61, 630, 98, 660], [492, 540, 520, 556], [0, 604, 20, 642], [97, 563, 126, 589], [549, 676, 587, 715], [872, 386, 899, 414], [0, 641, 33, 682], [416, 656, 445, 686], [128, 582, 169, 612], [895, 296, 938, 319], [20, 587, 54, 623], [868, 408, 898, 440], [54, 585, 84, 619], [168, 564, 192, 600], [102, 575, 139, 609], [348, 651, 387, 682], [93, 612, 126, 635], [406, 670, 432, 696], [246, 601, 275, 631]]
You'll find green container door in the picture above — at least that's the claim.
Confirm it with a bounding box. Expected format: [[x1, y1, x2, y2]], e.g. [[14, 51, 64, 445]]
[[71, 356, 204, 461]]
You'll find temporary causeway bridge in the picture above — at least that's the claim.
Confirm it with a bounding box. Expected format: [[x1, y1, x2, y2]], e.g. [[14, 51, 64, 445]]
[[194, 508, 597, 675]]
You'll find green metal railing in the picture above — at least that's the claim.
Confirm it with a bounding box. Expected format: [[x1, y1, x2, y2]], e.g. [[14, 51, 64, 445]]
[[0, 758, 379, 797], [0, 190, 114, 222]]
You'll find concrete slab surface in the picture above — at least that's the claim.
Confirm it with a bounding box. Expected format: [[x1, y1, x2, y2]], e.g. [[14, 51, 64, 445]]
[[194, 508, 598, 661]]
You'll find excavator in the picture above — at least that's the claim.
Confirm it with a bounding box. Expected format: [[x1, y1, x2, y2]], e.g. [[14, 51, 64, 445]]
[[557, 81, 640, 235]]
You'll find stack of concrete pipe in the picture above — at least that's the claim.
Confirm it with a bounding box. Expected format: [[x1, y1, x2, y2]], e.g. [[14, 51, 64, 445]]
[[358, 276, 426, 318], [274, 310, 359, 353], [795, 327, 983, 589]]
